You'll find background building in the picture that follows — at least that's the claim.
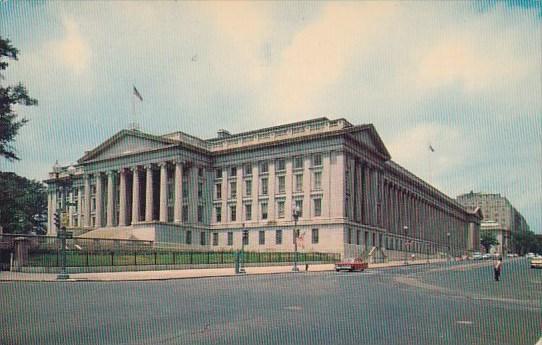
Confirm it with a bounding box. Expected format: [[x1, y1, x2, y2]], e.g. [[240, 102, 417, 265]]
[[456, 191, 530, 254], [46, 117, 482, 257]]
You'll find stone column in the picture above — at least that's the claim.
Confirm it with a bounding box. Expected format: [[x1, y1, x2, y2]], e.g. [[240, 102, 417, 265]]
[[174, 161, 183, 223], [132, 167, 140, 223], [362, 163, 370, 225], [119, 168, 127, 226], [145, 165, 154, 222], [354, 160, 362, 223], [95, 173, 103, 228], [106, 171, 115, 227], [83, 175, 91, 227], [159, 162, 168, 222], [77, 187, 82, 227]]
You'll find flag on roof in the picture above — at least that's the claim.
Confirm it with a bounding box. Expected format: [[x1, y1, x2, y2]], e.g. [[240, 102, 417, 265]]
[[429, 144, 435, 152], [133, 86, 143, 101]]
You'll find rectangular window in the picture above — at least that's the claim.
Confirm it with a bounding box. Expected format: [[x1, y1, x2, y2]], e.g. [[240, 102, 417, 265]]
[[227, 232, 233, 246], [277, 200, 285, 218], [294, 156, 303, 169], [312, 154, 322, 167], [230, 205, 236, 222], [200, 232, 206, 245], [182, 205, 188, 222], [182, 181, 188, 198], [276, 159, 286, 171], [261, 202, 268, 220], [313, 198, 322, 217], [260, 161, 268, 174], [261, 177, 268, 195], [197, 205, 203, 222], [230, 181, 237, 198], [276, 229, 283, 245], [313, 171, 322, 190], [259, 230, 265, 245], [245, 180, 252, 197], [277, 176, 285, 194], [186, 230, 192, 244], [198, 182, 203, 198], [242, 231, 249, 245], [347, 228, 352, 244], [216, 206, 222, 223], [229, 167, 236, 177], [216, 183, 222, 199], [245, 204, 252, 221], [198, 168, 204, 177], [312, 228, 319, 244], [216, 168, 222, 179], [244, 164, 252, 176], [295, 174, 303, 192], [356, 230, 361, 245], [295, 199, 303, 217], [212, 232, 218, 246]]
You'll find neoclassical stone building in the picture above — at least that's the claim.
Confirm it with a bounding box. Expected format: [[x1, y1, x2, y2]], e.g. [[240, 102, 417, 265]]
[[46, 117, 481, 256]]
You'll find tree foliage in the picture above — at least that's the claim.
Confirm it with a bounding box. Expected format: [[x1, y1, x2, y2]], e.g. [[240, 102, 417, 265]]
[[0, 172, 47, 234], [511, 230, 542, 255], [0, 36, 37, 161], [480, 231, 499, 253]]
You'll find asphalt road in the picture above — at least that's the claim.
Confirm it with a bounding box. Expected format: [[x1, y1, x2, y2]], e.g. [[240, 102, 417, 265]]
[[1, 258, 540, 345]]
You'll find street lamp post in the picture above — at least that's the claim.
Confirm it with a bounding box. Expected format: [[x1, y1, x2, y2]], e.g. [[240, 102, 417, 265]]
[[447, 232, 451, 261], [292, 206, 300, 272], [55, 164, 76, 280], [403, 226, 408, 265]]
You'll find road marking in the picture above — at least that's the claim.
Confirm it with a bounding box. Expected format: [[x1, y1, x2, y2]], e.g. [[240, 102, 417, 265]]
[[456, 320, 473, 325], [284, 305, 302, 311]]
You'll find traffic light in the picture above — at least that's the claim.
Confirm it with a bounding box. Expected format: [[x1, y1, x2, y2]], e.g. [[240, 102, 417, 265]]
[[53, 213, 61, 229]]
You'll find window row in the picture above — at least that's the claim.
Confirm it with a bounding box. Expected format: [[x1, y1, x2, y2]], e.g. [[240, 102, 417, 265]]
[[205, 228, 320, 246], [215, 154, 323, 179], [214, 198, 322, 222], [215, 171, 322, 199]]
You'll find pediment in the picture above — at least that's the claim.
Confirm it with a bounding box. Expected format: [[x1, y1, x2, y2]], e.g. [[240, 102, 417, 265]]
[[348, 125, 391, 160], [78, 130, 177, 163]]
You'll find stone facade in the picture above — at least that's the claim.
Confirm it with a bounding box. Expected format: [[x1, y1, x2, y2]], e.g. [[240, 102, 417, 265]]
[[46, 117, 482, 256]]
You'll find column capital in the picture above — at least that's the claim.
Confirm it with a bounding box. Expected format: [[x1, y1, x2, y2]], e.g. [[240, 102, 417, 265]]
[[130, 166, 140, 173], [118, 167, 129, 174], [106, 170, 116, 176], [158, 161, 169, 168], [144, 164, 154, 170]]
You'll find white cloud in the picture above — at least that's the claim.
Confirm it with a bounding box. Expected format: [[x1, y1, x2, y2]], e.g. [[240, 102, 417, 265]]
[[49, 17, 91, 75], [264, 2, 399, 120]]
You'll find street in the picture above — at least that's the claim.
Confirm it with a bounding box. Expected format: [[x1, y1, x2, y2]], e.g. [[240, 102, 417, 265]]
[[1, 258, 540, 345]]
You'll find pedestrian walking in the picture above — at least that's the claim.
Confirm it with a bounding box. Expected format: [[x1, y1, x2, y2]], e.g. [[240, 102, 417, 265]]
[[494, 257, 502, 281]]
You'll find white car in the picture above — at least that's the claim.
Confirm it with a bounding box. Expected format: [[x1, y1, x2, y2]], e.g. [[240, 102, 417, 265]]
[[526, 253, 536, 259], [530, 256, 542, 269], [472, 253, 484, 260]]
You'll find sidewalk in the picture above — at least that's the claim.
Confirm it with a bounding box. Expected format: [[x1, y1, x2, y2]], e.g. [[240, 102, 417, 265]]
[[0, 258, 448, 282]]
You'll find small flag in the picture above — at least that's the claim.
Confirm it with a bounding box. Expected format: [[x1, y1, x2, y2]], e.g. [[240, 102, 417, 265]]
[[133, 86, 143, 101], [429, 144, 435, 152]]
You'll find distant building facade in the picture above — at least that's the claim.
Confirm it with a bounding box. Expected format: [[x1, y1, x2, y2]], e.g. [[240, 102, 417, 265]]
[[46, 117, 481, 256], [456, 191, 530, 254]]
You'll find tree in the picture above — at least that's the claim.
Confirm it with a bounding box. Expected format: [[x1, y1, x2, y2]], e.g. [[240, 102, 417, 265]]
[[0, 172, 47, 234], [0, 36, 37, 161], [480, 231, 499, 253], [511, 230, 542, 255]]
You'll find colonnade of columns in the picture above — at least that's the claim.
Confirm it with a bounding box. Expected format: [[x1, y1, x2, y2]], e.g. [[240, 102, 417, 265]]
[[382, 179, 467, 249], [347, 157, 383, 228], [81, 161, 194, 229]]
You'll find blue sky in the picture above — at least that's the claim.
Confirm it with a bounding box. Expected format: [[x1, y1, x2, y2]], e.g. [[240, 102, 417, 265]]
[[1, 1, 541, 233]]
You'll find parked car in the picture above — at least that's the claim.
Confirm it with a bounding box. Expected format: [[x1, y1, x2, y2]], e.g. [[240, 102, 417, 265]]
[[482, 253, 492, 260], [526, 253, 536, 258], [530, 256, 542, 269], [335, 257, 368, 272], [472, 253, 484, 260]]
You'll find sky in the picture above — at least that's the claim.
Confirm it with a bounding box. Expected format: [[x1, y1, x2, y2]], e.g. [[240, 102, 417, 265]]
[[0, 1, 541, 233]]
